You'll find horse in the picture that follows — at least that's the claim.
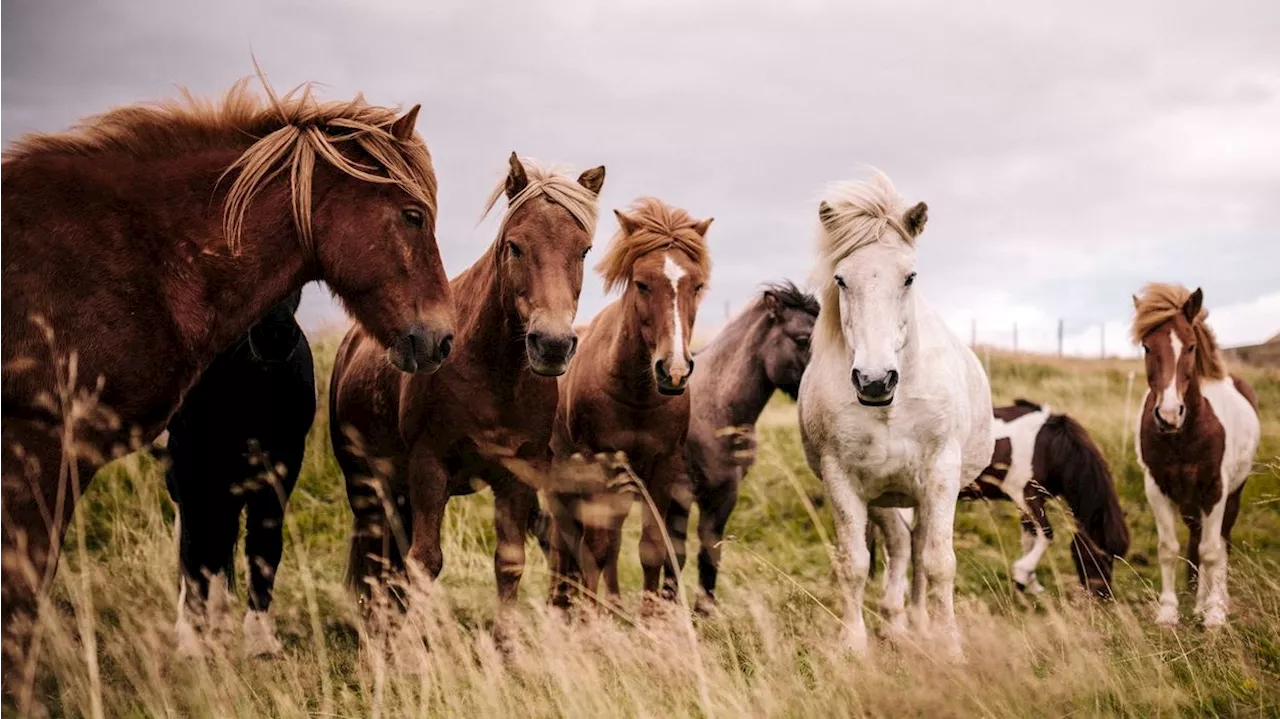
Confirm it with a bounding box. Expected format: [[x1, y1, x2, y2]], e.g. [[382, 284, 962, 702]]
[[0, 74, 454, 685], [797, 171, 992, 659], [548, 197, 714, 613], [660, 281, 819, 613], [162, 289, 315, 657], [331, 155, 604, 626], [1132, 283, 1260, 628], [958, 400, 1130, 599]]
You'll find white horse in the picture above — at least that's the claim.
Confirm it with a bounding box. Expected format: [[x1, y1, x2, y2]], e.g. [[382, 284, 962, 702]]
[[798, 171, 993, 658]]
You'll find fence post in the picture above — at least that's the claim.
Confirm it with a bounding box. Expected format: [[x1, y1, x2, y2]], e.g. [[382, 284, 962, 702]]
[[970, 319, 976, 349], [1012, 323, 1018, 354], [1100, 324, 1106, 359], [1057, 319, 1064, 357]]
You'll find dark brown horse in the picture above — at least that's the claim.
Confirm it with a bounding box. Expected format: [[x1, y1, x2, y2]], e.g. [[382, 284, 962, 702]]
[[331, 155, 604, 624], [1132, 283, 1259, 627], [660, 281, 818, 613], [548, 197, 713, 612], [1, 77, 454, 685], [959, 400, 1130, 598]]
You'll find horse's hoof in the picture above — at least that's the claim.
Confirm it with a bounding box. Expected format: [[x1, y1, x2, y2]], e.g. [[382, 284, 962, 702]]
[[1155, 606, 1180, 627], [1201, 607, 1227, 628], [693, 593, 718, 618], [839, 626, 869, 657], [174, 619, 208, 659], [242, 611, 284, 658]]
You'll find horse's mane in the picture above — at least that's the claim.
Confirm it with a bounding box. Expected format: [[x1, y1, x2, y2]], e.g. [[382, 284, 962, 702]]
[[1040, 414, 1130, 558], [811, 170, 913, 354], [1131, 282, 1225, 380], [3, 74, 437, 257], [762, 281, 819, 317], [597, 197, 711, 293], [478, 157, 600, 239]]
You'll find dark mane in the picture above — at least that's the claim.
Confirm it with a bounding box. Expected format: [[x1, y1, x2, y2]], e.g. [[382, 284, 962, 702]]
[[1013, 398, 1042, 410], [762, 281, 819, 316], [1039, 414, 1129, 558]]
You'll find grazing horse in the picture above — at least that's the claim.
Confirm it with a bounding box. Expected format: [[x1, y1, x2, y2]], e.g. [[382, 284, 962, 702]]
[[549, 197, 714, 612], [661, 281, 819, 613], [1132, 283, 1259, 627], [959, 400, 1130, 598], [1, 75, 454, 680], [163, 290, 316, 657], [797, 171, 992, 658], [332, 155, 604, 622]]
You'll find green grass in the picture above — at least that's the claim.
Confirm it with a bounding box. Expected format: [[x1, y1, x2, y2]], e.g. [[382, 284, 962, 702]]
[[13, 342, 1280, 718]]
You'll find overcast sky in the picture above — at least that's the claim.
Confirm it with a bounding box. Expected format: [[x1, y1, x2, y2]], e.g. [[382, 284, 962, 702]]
[[5, 0, 1277, 356]]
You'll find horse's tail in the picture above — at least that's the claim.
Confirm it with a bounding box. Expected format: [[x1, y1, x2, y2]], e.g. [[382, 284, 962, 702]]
[[1041, 414, 1130, 558]]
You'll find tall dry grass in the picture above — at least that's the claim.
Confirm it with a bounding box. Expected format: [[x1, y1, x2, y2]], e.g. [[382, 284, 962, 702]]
[[9, 342, 1280, 717]]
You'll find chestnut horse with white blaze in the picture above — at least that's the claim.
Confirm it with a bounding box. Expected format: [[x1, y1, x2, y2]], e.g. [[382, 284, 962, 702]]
[[1, 76, 453, 688], [1132, 283, 1259, 628], [798, 171, 992, 659], [331, 155, 604, 626], [548, 197, 713, 611]]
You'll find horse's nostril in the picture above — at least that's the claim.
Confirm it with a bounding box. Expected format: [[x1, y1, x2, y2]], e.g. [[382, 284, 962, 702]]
[[568, 336, 579, 355], [851, 368, 864, 390], [655, 359, 668, 379], [687, 358, 695, 376], [438, 334, 454, 360], [528, 332, 544, 349]]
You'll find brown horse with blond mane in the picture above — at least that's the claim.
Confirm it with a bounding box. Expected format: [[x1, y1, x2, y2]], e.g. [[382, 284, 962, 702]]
[[1, 75, 454, 685], [331, 154, 605, 624], [1133, 283, 1259, 628], [548, 197, 713, 612]]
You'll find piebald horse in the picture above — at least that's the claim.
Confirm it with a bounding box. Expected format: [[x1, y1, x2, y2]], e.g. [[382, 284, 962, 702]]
[[549, 197, 713, 612], [1132, 283, 1259, 628], [331, 155, 604, 628], [798, 171, 992, 658]]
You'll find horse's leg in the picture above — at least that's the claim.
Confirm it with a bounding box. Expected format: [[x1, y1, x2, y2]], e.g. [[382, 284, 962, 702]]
[[546, 492, 584, 609], [917, 444, 963, 661], [600, 502, 629, 610], [491, 474, 536, 640], [639, 458, 679, 615], [909, 511, 928, 633], [1197, 496, 1231, 628], [692, 480, 739, 615], [820, 456, 871, 655], [1011, 494, 1051, 595], [869, 507, 910, 638], [405, 442, 449, 591], [1, 426, 86, 692], [660, 473, 694, 603], [174, 480, 240, 656], [1144, 471, 1181, 626], [241, 445, 302, 657], [1185, 512, 1202, 597]]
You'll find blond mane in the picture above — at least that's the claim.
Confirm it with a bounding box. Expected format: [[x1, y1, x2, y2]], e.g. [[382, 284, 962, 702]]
[[1131, 282, 1226, 380], [810, 170, 914, 353], [3, 74, 437, 256], [596, 197, 712, 293], [478, 157, 600, 240]]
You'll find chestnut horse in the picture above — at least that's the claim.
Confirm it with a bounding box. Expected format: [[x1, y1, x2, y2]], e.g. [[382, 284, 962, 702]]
[[1, 77, 454, 683], [661, 281, 818, 613], [331, 155, 604, 622], [548, 197, 713, 612], [959, 400, 1130, 598], [1133, 283, 1259, 627]]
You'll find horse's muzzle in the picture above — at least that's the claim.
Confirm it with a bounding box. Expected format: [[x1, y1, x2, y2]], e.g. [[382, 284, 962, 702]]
[[388, 322, 454, 374], [655, 357, 693, 395], [852, 367, 898, 407], [527, 331, 578, 376]]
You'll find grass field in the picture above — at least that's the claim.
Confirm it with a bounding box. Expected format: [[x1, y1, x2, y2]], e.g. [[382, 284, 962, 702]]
[[14, 339, 1280, 718]]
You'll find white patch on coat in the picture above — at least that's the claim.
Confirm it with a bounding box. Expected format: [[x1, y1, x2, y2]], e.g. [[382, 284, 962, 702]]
[[664, 254, 687, 362]]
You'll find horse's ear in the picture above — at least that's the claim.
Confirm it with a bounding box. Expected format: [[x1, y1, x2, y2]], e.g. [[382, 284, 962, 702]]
[[903, 202, 928, 238], [390, 105, 421, 142], [577, 165, 606, 195], [1183, 287, 1204, 322], [818, 201, 839, 232], [614, 209, 639, 235], [761, 291, 783, 320], [1132, 294, 1140, 310], [506, 151, 529, 201], [692, 217, 714, 237]]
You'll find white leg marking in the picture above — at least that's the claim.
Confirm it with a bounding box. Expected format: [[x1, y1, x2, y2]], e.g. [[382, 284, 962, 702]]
[[243, 609, 284, 657], [1012, 524, 1051, 594], [821, 455, 871, 656], [920, 443, 964, 661], [1145, 471, 1181, 626], [1198, 500, 1229, 627]]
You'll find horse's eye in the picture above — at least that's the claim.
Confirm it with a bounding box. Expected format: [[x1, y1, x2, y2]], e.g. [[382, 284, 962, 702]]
[[401, 208, 424, 228], [905, 272, 917, 287], [834, 275, 846, 289], [636, 281, 650, 293], [581, 247, 591, 259], [796, 336, 811, 349], [695, 283, 705, 293], [1187, 344, 1196, 353], [509, 242, 524, 259], [1142, 345, 1150, 354]]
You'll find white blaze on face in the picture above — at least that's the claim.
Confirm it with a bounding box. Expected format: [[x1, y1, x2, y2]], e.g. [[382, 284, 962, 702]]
[[1157, 333, 1184, 425], [664, 253, 688, 371]]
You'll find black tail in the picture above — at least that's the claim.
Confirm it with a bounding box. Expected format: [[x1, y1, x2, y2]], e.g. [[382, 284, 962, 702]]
[[1040, 414, 1130, 558]]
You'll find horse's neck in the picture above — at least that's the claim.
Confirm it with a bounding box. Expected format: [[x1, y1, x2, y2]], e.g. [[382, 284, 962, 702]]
[[1182, 375, 1210, 430], [452, 247, 523, 371], [695, 308, 775, 426], [605, 301, 662, 404], [139, 146, 313, 364]]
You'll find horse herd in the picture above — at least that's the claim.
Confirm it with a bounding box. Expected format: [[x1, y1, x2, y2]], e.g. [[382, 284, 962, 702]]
[[0, 79, 1263, 675]]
